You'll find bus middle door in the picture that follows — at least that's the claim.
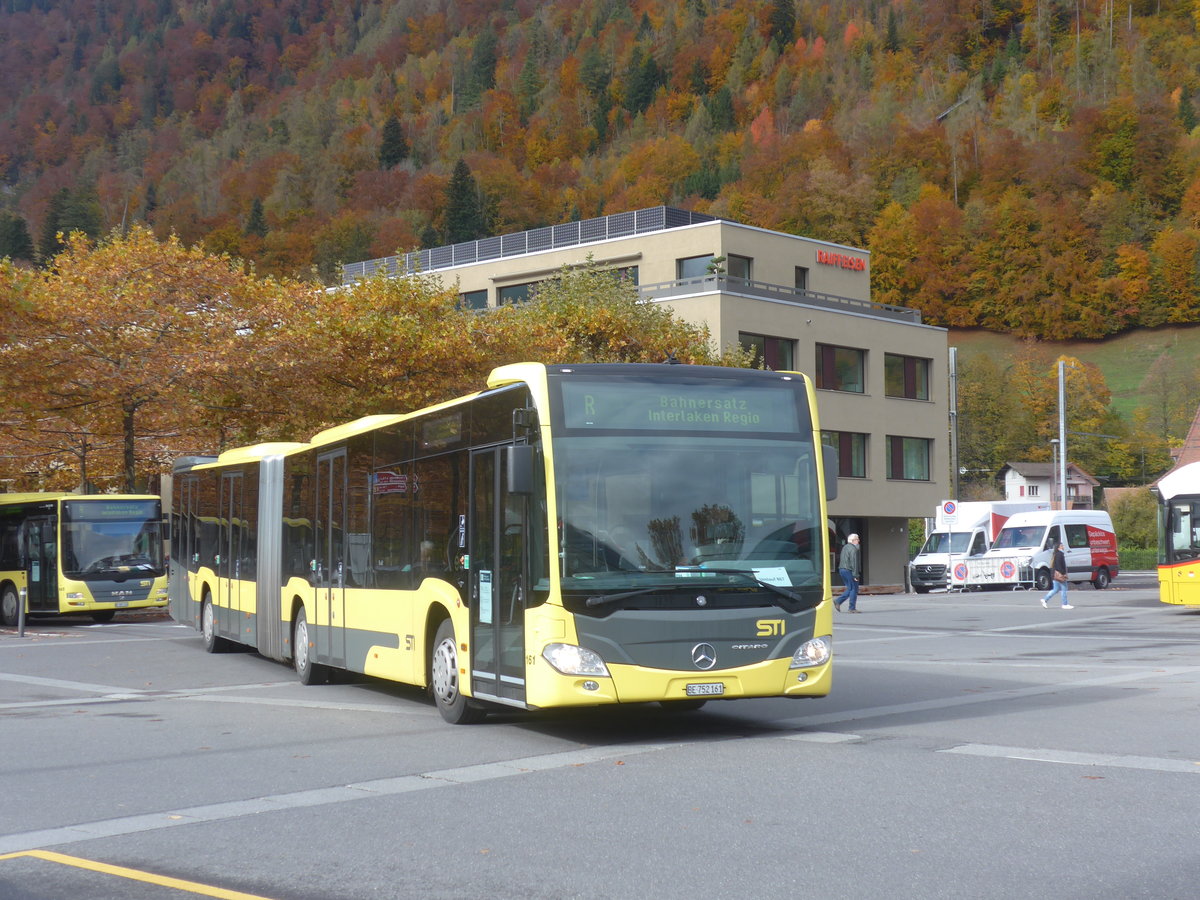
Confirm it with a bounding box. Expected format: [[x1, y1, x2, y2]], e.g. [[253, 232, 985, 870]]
[[218, 472, 244, 640], [316, 449, 347, 669], [23, 516, 58, 614], [469, 445, 529, 707]]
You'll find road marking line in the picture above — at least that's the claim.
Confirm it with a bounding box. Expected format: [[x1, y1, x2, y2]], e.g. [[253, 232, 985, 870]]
[[0, 742, 680, 855], [0, 849, 277, 899], [941, 743, 1200, 774]]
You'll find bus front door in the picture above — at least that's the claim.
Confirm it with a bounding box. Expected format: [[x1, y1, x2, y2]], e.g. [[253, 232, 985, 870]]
[[316, 450, 347, 669], [469, 446, 527, 707], [218, 472, 244, 640], [23, 517, 58, 614]]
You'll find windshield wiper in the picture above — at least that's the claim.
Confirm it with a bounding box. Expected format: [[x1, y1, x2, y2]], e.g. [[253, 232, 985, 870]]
[[690, 568, 806, 605], [585, 586, 674, 608]]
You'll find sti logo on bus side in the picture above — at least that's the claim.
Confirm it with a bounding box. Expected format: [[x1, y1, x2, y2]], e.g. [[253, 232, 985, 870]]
[[757, 619, 785, 636]]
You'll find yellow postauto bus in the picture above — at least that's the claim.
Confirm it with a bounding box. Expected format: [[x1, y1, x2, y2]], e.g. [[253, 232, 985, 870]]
[[170, 363, 837, 723], [1155, 461, 1200, 606], [0, 493, 168, 626]]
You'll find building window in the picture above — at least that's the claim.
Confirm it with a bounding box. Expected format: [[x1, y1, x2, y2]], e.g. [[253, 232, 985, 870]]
[[821, 431, 868, 478], [497, 281, 538, 305], [794, 266, 809, 291], [460, 289, 488, 310], [613, 265, 639, 285], [740, 333, 795, 371], [677, 254, 715, 279], [727, 254, 751, 280], [1028, 484, 1039, 497], [887, 436, 931, 481], [884, 353, 930, 400], [816, 344, 865, 393]]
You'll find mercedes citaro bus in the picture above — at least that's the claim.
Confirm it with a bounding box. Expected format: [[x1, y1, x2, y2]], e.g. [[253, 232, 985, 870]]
[[170, 363, 837, 723]]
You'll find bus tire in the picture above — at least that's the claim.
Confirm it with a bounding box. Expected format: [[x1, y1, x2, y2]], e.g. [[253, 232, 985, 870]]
[[1034, 569, 1052, 592], [431, 619, 486, 724], [91, 610, 116, 623], [1093, 568, 1111, 590], [201, 596, 231, 653], [1, 585, 19, 627], [293, 607, 328, 685]]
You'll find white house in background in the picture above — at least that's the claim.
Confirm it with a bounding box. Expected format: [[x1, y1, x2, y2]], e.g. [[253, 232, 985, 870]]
[[998, 461, 1098, 510]]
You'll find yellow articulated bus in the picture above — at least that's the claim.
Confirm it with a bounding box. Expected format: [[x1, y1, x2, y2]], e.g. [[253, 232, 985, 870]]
[[170, 363, 837, 723], [1155, 461, 1200, 607], [0, 493, 168, 626]]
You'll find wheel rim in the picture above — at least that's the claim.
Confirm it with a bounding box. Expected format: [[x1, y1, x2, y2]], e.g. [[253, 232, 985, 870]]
[[202, 601, 214, 641], [2, 590, 15, 623], [431, 636, 459, 704], [295, 615, 310, 670]]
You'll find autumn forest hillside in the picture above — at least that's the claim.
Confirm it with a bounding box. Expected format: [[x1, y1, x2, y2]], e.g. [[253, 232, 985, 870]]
[[4, 0, 1200, 341]]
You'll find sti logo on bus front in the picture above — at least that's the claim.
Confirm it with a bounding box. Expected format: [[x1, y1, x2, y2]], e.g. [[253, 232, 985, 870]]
[[757, 619, 785, 636]]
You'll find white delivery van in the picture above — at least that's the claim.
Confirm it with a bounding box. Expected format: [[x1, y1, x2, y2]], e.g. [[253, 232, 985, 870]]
[[983, 509, 1119, 590], [909, 500, 1049, 593]]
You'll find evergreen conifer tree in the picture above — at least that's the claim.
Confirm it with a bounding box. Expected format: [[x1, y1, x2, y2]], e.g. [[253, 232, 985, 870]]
[[378, 114, 409, 168], [444, 159, 486, 244]]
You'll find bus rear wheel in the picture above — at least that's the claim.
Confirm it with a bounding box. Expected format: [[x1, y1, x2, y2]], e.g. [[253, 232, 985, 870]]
[[201, 596, 231, 653], [1, 586, 19, 627], [293, 607, 329, 685], [431, 619, 486, 724]]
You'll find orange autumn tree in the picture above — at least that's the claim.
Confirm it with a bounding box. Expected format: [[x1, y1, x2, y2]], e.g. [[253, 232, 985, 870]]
[[1, 227, 301, 490]]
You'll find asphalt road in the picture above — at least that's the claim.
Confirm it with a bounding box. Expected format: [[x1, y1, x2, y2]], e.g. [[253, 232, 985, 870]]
[[2, 573, 1198, 900]]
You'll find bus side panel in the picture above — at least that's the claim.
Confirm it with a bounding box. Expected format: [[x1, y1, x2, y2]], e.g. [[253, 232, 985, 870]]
[[1160, 560, 1200, 605]]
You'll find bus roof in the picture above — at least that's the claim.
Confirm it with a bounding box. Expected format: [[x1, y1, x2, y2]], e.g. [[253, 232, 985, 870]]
[[1156, 461, 1200, 502], [0, 492, 160, 504]]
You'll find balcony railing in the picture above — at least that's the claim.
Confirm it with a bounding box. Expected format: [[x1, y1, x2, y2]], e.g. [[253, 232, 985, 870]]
[[341, 206, 719, 285]]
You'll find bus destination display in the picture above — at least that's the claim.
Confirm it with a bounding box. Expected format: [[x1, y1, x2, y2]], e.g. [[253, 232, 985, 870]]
[[560, 381, 800, 433]]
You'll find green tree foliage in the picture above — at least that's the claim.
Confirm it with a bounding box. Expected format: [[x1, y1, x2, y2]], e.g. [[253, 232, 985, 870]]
[[377, 114, 409, 169], [443, 159, 487, 245], [1108, 488, 1158, 549], [0, 212, 35, 262]]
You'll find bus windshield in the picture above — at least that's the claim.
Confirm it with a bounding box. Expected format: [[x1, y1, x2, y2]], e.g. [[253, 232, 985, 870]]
[[62, 499, 164, 578], [553, 434, 822, 607]]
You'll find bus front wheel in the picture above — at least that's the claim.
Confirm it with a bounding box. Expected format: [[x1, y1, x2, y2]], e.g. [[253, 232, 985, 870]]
[[0, 586, 19, 627], [431, 619, 486, 724], [91, 610, 116, 624], [293, 607, 329, 685]]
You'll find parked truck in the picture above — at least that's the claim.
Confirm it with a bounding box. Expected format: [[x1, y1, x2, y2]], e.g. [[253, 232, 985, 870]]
[[909, 500, 1051, 593]]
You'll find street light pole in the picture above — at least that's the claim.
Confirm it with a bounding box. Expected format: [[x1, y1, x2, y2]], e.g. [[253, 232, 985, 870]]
[[1057, 360, 1069, 511]]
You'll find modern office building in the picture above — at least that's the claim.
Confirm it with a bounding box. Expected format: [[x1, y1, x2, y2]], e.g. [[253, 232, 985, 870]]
[[343, 207, 949, 587]]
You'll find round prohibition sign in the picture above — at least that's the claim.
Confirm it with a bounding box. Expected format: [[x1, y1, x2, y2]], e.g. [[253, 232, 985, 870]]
[[1000, 561, 1016, 579]]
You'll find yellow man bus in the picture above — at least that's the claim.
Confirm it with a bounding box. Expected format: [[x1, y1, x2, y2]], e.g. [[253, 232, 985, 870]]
[[170, 363, 836, 723], [0, 493, 168, 626], [1156, 461, 1200, 606]]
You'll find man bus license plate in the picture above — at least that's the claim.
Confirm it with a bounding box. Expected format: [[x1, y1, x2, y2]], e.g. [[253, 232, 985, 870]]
[[685, 682, 724, 696]]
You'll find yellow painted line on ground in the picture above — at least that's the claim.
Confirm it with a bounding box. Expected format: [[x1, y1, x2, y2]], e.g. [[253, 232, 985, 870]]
[[0, 850, 278, 899]]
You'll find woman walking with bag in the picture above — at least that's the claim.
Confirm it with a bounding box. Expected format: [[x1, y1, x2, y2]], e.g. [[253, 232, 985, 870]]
[[1040, 540, 1073, 610]]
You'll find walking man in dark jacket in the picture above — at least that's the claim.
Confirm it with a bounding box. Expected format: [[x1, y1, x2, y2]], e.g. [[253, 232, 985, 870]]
[[835, 533, 861, 612]]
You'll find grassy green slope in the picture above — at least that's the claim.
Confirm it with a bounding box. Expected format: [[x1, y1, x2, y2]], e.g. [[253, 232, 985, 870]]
[[949, 325, 1200, 420]]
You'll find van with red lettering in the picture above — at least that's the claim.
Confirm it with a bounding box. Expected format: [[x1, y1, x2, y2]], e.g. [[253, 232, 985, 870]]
[[985, 510, 1118, 590]]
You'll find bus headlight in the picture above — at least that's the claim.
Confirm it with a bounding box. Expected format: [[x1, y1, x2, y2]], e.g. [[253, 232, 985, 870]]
[[542, 643, 610, 677], [66, 592, 84, 600], [790, 636, 831, 668]]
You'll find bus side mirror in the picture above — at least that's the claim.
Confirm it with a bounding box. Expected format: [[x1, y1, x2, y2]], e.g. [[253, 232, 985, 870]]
[[822, 451, 838, 502], [505, 445, 534, 495]]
